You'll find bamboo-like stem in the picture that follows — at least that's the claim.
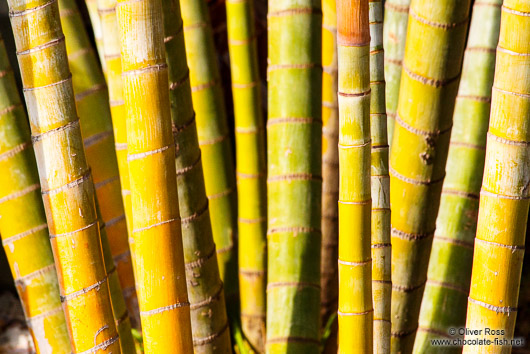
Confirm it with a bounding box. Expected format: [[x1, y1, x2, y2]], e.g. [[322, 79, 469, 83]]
[[389, 0, 471, 351], [97, 0, 132, 241], [116, 0, 194, 351], [58, 0, 140, 336], [414, 1, 501, 352], [463, 2, 530, 352], [369, 0, 391, 352], [162, 0, 232, 351], [180, 0, 239, 302], [226, 0, 267, 348], [382, 0, 410, 148], [266, 0, 322, 351], [84, 0, 106, 72], [0, 37, 71, 354], [8, 0, 120, 351], [336, 0, 372, 352], [320, 0, 339, 333]]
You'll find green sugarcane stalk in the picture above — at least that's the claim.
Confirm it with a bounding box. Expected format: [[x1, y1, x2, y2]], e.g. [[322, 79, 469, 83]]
[[369, 0, 391, 352], [225, 0, 267, 349], [162, 0, 232, 351], [266, 0, 322, 351], [383, 0, 410, 148], [388, 0, 471, 352], [0, 37, 71, 354], [179, 0, 239, 306], [413, 1, 501, 352]]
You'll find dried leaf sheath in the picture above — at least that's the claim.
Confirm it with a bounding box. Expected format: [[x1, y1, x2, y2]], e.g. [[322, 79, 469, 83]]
[[162, 0, 232, 351], [58, 0, 140, 337], [0, 37, 71, 354], [116, 0, 194, 351], [336, 0, 373, 352], [266, 0, 323, 351], [180, 0, 239, 302], [382, 0, 410, 147], [414, 1, 501, 351], [463, 1, 530, 352], [369, 0, 391, 352], [320, 0, 339, 332], [389, 0, 471, 351], [225, 0, 267, 348], [8, 0, 120, 351]]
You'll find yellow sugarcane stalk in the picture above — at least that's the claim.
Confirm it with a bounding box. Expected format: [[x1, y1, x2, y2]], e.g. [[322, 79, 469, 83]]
[[58, 0, 140, 336], [8, 0, 120, 352], [321, 0, 339, 337], [84, 0, 106, 72], [389, 0, 471, 351], [0, 37, 71, 354], [225, 0, 267, 348], [369, 0, 391, 352], [337, 0, 373, 352], [463, 1, 530, 352], [116, 0, 194, 351]]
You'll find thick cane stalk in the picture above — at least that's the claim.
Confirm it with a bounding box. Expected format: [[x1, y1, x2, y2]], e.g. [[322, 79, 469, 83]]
[[97, 0, 132, 239], [382, 0, 410, 147], [8, 0, 120, 352], [162, 0, 232, 351], [116, 0, 194, 351], [84, 0, 106, 71], [0, 37, 71, 354], [389, 0, 471, 351], [266, 0, 322, 351], [180, 0, 239, 302], [369, 0, 391, 352], [58, 0, 140, 336], [226, 0, 267, 348], [414, 1, 501, 352], [336, 0, 373, 352], [463, 1, 530, 352], [320, 0, 339, 332]]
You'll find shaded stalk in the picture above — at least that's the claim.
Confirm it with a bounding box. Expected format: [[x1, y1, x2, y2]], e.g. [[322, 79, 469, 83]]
[[180, 0, 239, 305], [463, 2, 530, 352], [369, 0, 391, 352], [336, 0, 373, 352], [8, 0, 120, 351], [162, 0, 232, 351], [225, 0, 267, 349], [414, 1, 501, 352], [320, 0, 339, 342], [266, 0, 323, 351], [382, 0, 410, 147], [116, 0, 194, 350], [59, 0, 140, 336], [388, 0, 471, 351], [84, 0, 106, 72], [0, 37, 71, 354]]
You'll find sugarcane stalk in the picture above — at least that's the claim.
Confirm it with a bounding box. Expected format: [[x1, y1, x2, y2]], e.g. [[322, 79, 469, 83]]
[[84, 0, 106, 72], [336, 0, 373, 352], [463, 1, 530, 352], [58, 0, 140, 337], [414, 1, 501, 352], [7, 0, 120, 351], [116, 0, 194, 351], [320, 0, 339, 335], [0, 37, 71, 354], [179, 0, 239, 303], [389, 0, 471, 351], [383, 0, 410, 147], [369, 0, 391, 352], [162, 0, 232, 351], [225, 0, 267, 348], [266, 0, 323, 351], [97, 0, 132, 240]]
